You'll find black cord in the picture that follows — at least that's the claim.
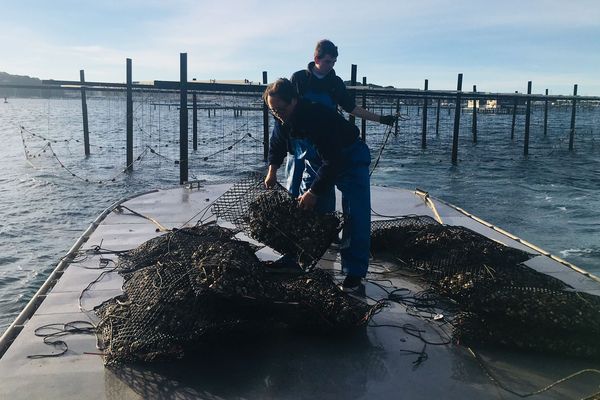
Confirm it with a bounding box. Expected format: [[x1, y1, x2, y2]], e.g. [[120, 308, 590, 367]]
[[369, 123, 395, 177], [27, 321, 96, 359], [79, 259, 118, 312]]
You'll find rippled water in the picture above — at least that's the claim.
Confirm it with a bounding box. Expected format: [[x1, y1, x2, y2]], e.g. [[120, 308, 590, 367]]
[[1, 95, 599, 334]]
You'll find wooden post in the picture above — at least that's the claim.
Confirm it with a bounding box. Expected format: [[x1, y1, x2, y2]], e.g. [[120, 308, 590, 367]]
[[511, 91, 518, 140], [262, 71, 269, 162], [361, 77, 367, 141], [451, 73, 463, 164], [192, 78, 198, 151], [179, 53, 188, 184], [395, 98, 400, 135], [435, 98, 441, 136], [421, 79, 428, 149], [569, 84, 578, 151], [543, 89, 549, 136], [524, 81, 532, 156], [79, 69, 90, 156], [126, 58, 133, 171], [349, 64, 357, 125], [472, 85, 477, 143]]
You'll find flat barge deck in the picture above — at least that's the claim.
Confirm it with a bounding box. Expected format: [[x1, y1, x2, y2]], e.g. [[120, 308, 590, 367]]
[[1, 184, 599, 399]]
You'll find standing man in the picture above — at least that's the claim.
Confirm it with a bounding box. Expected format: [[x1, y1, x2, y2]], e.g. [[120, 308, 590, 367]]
[[283, 39, 396, 212], [264, 78, 371, 291]]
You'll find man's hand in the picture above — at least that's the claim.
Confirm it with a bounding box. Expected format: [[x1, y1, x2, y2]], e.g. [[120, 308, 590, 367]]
[[265, 165, 278, 188], [298, 190, 317, 211], [380, 115, 397, 126]]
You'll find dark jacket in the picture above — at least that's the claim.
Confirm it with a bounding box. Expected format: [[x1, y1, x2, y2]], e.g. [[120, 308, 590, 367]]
[[290, 62, 356, 113], [268, 99, 360, 195]]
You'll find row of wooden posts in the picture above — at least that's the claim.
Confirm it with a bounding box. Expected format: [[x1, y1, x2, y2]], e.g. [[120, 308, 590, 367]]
[[73, 53, 586, 184]]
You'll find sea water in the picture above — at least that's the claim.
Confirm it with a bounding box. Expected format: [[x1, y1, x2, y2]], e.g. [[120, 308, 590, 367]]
[[1, 95, 599, 334]]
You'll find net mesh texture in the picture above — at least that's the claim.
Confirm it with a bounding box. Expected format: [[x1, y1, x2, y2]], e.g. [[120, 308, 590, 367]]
[[95, 177, 366, 366], [370, 216, 600, 358], [212, 174, 342, 269]]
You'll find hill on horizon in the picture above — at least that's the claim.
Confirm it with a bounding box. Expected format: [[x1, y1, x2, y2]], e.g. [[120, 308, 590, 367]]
[[343, 80, 395, 89], [0, 72, 41, 85]]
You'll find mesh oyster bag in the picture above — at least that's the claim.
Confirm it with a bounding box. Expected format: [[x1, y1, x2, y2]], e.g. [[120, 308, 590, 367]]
[[465, 286, 600, 334], [368, 216, 600, 359], [95, 226, 265, 365], [454, 310, 600, 359], [115, 223, 239, 280], [370, 218, 565, 291], [212, 174, 342, 269]]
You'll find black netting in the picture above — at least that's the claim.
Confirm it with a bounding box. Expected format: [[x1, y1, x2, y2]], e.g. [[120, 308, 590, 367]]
[[210, 172, 268, 229], [115, 224, 239, 281], [95, 224, 373, 366], [212, 174, 342, 269], [370, 217, 600, 358], [371, 219, 564, 290], [454, 311, 600, 359], [465, 286, 600, 333]]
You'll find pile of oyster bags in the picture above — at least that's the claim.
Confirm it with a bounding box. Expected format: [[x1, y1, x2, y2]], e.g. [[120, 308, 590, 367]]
[[95, 180, 371, 365]]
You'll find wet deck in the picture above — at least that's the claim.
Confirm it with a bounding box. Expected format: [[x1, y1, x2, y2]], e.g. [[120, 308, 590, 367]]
[[1, 184, 599, 399]]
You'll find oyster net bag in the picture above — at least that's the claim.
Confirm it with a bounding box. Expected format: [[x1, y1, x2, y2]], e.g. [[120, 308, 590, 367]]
[[211, 174, 342, 269], [454, 309, 600, 359], [95, 224, 374, 365], [371, 217, 564, 290], [370, 216, 600, 358], [114, 223, 239, 280]]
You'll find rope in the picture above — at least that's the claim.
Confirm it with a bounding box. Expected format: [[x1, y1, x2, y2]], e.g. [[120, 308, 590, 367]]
[[27, 321, 96, 359], [369, 113, 409, 177], [116, 205, 170, 232], [468, 347, 600, 398], [18, 123, 152, 184], [414, 188, 444, 224]]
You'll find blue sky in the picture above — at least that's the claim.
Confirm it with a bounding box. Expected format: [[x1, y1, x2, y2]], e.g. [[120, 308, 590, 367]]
[[1, 0, 599, 95]]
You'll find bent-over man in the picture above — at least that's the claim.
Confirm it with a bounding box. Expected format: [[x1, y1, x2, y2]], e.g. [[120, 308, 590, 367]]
[[264, 78, 371, 291]]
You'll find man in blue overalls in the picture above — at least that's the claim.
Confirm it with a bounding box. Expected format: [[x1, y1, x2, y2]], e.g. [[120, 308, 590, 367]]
[[265, 78, 374, 291], [282, 39, 396, 213]]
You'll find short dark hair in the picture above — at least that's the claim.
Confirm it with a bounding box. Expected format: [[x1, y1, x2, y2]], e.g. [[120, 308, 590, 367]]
[[314, 39, 338, 59], [263, 78, 298, 104]]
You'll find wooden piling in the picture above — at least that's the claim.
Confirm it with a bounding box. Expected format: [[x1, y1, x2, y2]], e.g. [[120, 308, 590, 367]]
[[422, 79, 428, 149], [435, 98, 441, 136], [543, 89, 549, 136], [395, 98, 400, 136], [524, 81, 532, 156], [262, 71, 269, 161], [569, 84, 578, 151], [511, 91, 518, 140], [451, 73, 463, 164], [192, 79, 198, 151], [361, 77, 367, 141], [349, 64, 357, 126], [79, 70, 90, 156], [472, 85, 477, 143], [179, 53, 188, 184], [126, 58, 133, 172]]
